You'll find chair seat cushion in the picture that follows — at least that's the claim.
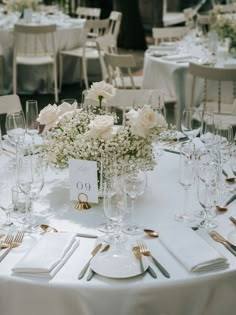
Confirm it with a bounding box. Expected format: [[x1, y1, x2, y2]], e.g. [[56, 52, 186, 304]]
[[16, 56, 54, 65]]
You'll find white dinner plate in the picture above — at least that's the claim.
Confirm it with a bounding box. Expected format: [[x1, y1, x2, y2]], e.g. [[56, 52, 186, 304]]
[[90, 248, 149, 279]]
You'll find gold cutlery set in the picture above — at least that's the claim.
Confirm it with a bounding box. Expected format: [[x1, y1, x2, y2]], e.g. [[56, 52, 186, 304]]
[[0, 231, 24, 263]]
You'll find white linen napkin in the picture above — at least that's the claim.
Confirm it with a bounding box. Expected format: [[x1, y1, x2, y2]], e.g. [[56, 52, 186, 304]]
[[12, 233, 79, 277], [160, 225, 228, 272], [162, 54, 193, 61]]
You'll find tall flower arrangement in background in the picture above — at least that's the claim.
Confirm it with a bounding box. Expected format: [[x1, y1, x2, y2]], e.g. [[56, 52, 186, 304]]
[[3, 0, 39, 12]]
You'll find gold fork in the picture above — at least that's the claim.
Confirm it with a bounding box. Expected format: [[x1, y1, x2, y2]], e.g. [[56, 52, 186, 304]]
[[138, 241, 170, 278], [0, 234, 14, 250], [0, 231, 24, 263]]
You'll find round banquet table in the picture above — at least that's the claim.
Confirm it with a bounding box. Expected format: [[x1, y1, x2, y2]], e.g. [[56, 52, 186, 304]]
[[0, 149, 236, 315], [0, 12, 101, 95], [142, 35, 236, 129]]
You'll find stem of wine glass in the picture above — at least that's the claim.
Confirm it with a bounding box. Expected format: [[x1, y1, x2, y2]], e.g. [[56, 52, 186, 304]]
[[131, 197, 136, 227], [183, 186, 189, 218]]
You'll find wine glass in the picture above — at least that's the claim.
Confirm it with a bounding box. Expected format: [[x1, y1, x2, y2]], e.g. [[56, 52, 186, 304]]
[[122, 165, 147, 235], [5, 111, 26, 170], [103, 179, 127, 244], [197, 176, 218, 229], [200, 111, 215, 148], [17, 146, 44, 231], [17, 147, 33, 229], [175, 142, 196, 224], [26, 100, 39, 144], [181, 108, 202, 141]]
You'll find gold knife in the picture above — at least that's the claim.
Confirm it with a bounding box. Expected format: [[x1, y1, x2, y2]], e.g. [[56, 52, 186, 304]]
[[78, 243, 102, 279], [87, 244, 110, 281]]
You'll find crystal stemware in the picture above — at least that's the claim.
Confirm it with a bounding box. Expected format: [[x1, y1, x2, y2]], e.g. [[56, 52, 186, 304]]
[[5, 111, 26, 170], [103, 179, 127, 244], [175, 142, 196, 224], [122, 165, 147, 235], [26, 100, 39, 144], [181, 107, 202, 141]]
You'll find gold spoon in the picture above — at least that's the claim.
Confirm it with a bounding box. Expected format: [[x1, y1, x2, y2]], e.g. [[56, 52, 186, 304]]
[[222, 169, 236, 183], [40, 224, 58, 233], [143, 229, 159, 238], [216, 194, 236, 212]]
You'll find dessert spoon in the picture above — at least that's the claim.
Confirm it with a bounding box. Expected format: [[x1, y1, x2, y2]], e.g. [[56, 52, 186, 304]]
[[216, 194, 236, 212], [143, 229, 159, 238]]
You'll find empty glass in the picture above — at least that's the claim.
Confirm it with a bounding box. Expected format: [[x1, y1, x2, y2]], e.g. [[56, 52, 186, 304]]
[[175, 142, 196, 224], [103, 179, 127, 244], [26, 100, 39, 143], [122, 165, 146, 235], [181, 108, 202, 141]]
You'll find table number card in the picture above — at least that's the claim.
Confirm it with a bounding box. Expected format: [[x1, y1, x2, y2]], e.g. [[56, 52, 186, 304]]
[[69, 159, 98, 204]]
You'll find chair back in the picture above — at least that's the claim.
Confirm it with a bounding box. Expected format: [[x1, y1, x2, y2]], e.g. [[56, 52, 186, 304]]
[[84, 18, 109, 41], [152, 27, 188, 45], [96, 34, 117, 80], [76, 6, 101, 19], [104, 52, 137, 89], [0, 94, 22, 115], [13, 24, 57, 58], [108, 11, 122, 41], [189, 62, 236, 112]]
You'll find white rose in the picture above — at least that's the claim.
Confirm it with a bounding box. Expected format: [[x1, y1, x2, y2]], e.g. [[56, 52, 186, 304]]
[[58, 102, 78, 116], [126, 105, 158, 138], [86, 80, 116, 104], [86, 115, 115, 139], [37, 104, 59, 133]]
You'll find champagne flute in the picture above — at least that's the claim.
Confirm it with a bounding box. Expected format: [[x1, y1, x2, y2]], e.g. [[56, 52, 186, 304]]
[[175, 142, 196, 224], [122, 165, 146, 235], [181, 108, 202, 141], [103, 179, 127, 244], [26, 100, 39, 144]]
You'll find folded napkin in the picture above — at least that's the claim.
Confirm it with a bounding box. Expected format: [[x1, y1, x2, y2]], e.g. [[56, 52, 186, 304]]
[[12, 233, 79, 277], [160, 225, 228, 272], [162, 54, 193, 61]]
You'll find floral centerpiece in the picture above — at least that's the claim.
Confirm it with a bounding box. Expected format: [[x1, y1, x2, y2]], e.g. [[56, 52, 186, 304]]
[[3, 0, 39, 12], [211, 10, 236, 52], [37, 81, 167, 178]]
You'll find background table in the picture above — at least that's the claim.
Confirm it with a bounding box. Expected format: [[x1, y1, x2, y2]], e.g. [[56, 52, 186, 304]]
[[0, 12, 101, 95], [0, 149, 236, 315], [142, 35, 236, 129]]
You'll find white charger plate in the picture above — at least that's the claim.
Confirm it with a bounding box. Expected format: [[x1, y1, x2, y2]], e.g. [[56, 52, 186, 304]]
[[90, 248, 149, 279]]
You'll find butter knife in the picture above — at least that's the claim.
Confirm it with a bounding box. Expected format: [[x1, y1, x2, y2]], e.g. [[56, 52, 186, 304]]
[[78, 243, 102, 279], [87, 244, 110, 281]]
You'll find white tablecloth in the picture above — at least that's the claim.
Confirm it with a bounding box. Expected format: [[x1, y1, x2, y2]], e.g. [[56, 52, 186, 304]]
[[0, 13, 101, 94], [0, 150, 236, 315], [142, 35, 236, 129]]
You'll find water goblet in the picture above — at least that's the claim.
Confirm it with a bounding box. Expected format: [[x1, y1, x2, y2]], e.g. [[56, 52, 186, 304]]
[[122, 165, 147, 235]]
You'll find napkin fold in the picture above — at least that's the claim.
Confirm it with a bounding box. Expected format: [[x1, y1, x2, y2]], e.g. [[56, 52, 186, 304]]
[[162, 54, 193, 61], [12, 233, 79, 277], [160, 225, 228, 272]]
